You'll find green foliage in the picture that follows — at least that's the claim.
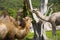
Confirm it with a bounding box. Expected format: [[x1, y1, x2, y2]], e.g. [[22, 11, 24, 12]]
[[22, 1, 32, 18], [7, 8, 17, 18], [32, 0, 40, 8], [0, 10, 2, 15], [0, 0, 23, 10], [0, 0, 23, 18], [48, 0, 60, 12], [0, 0, 60, 18]]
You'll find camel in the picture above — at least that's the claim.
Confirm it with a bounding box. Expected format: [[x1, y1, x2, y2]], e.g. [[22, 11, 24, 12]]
[[0, 10, 32, 40], [0, 16, 32, 40], [31, 9, 60, 39]]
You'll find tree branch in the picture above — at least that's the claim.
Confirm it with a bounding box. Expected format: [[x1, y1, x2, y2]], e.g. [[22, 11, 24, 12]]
[[45, 4, 54, 16], [32, 9, 49, 22]]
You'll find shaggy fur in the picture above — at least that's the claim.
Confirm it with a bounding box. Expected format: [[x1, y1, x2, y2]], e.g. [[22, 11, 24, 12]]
[[0, 16, 32, 40]]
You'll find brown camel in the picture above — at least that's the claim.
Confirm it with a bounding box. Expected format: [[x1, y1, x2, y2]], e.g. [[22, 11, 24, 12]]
[[0, 16, 32, 40], [0, 10, 32, 40]]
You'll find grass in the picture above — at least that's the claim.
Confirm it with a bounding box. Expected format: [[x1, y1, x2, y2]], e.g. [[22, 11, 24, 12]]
[[24, 30, 60, 40], [24, 32, 34, 40], [56, 30, 60, 40], [46, 30, 60, 40]]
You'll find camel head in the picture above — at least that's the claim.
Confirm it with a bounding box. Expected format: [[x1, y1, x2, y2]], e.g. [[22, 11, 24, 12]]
[[23, 16, 32, 24], [20, 16, 32, 28]]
